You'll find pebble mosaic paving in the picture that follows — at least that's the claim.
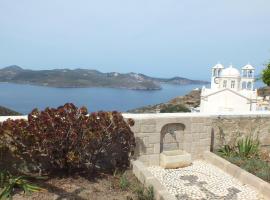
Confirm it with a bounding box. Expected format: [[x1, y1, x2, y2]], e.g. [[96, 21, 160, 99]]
[[148, 160, 264, 200]]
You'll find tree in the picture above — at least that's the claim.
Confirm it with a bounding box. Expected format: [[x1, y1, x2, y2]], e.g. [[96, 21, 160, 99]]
[[262, 62, 270, 86]]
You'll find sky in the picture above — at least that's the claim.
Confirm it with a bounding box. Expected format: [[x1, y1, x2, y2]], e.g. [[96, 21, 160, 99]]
[[0, 0, 269, 80]]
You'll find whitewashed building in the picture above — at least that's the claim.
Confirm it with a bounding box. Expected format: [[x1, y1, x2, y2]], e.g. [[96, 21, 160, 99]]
[[200, 63, 258, 113]]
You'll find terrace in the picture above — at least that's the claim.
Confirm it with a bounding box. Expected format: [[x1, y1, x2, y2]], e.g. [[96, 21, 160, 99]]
[[0, 109, 270, 200]]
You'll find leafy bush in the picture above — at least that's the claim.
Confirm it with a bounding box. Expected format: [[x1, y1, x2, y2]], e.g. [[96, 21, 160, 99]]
[[0, 170, 43, 199], [0, 103, 135, 175], [229, 158, 270, 183], [217, 145, 235, 157], [236, 136, 259, 158], [217, 136, 260, 159], [160, 104, 190, 113]]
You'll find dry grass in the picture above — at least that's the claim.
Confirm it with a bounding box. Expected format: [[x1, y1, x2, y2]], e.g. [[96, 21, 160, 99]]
[[11, 170, 144, 200]]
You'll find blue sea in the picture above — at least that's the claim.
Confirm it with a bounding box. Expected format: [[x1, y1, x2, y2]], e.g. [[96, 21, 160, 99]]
[[0, 81, 265, 114], [0, 83, 208, 114]]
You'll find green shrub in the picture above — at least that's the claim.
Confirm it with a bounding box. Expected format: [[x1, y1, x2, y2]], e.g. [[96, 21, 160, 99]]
[[223, 156, 270, 183], [160, 104, 190, 113], [236, 136, 259, 158], [0, 103, 136, 175], [0, 170, 43, 199], [241, 158, 270, 182], [217, 145, 235, 157], [257, 166, 270, 182], [226, 156, 246, 166]]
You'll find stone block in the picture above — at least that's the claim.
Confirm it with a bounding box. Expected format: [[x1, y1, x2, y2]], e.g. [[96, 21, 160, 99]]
[[225, 163, 242, 179], [149, 134, 161, 143], [154, 143, 161, 154], [183, 143, 192, 152], [140, 169, 154, 184], [191, 117, 206, 123], [138, 155, 149, 165], [132, 160, 145, 181], [130, 120, 141, 133], [199, 138, 211, 147], [148, 154, 160, 166], [163, 143, 178, 151], [239, 171, 264, 191], [141, 119, 157, 125], [160, 150, 191, 169], [191, 123, 205, 133], [141, 125, 156, 133], [203, 151, 229, 171], [192, 133, 200, 142], [146, 147, 154, 154], [143, 136, 149, 147], [183, 134, 192, 143], [261, 182, 270, 199], [199, 132, 210, 139]]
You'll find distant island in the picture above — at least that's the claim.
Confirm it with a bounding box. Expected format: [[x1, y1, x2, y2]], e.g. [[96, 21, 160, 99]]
[[0, 65, 209, 90], [0, 106, 21, 116]]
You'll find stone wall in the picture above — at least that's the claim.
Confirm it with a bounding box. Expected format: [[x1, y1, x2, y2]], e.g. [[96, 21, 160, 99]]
[[1, 112, 270, 166], [123, 113, 212, 166], [123, 113, 270, 166], [211, 115, 270, 150]]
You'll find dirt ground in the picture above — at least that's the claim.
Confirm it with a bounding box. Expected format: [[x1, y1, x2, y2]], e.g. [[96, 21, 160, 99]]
[[13, 170, 141, 200]]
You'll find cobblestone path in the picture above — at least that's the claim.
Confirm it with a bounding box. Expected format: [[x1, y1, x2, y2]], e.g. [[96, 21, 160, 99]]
[[148, 160, 264, 200]]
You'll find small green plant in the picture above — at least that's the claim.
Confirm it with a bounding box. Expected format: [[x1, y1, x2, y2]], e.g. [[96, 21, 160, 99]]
[[119, 174, 130, 191], [135, 185, 154, 200], [236, 136, 259, 158], [0, 170, 43, 199], [217, 145, 234, 157]]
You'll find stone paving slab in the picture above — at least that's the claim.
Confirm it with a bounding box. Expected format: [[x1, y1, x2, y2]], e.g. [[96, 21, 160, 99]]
[[148, 160, 264, 200]]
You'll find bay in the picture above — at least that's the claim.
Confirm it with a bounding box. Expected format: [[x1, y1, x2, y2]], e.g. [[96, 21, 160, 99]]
[[0, 81, 265, 114], [0, 83, 207, 114]]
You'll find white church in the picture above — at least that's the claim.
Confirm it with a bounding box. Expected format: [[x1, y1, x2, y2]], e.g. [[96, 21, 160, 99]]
[[200, 63, 258, 113]]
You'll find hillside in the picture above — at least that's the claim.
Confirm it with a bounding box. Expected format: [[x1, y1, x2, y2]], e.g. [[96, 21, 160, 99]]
[[128, 86, 270, 113], [127, 89, 201, 113], [0, 106, 21, 116], [0, 66, 209, 90]]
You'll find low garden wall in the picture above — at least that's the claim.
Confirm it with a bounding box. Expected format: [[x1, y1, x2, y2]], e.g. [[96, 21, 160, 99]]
[[1, 112, 270, 166], [124, 112, 270, 166]]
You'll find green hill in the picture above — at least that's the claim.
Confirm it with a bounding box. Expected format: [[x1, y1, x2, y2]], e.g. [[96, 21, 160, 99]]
[[0, 106, 21, 116]]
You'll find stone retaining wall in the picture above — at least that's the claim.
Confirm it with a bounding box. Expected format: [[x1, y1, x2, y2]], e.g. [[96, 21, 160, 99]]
[[1, 112, 270, 166], [123, 113, 270, 166]]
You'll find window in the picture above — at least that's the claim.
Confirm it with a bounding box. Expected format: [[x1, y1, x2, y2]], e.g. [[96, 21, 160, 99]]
[[223, 80, 227, 88], [213, 69, 217, 77], [247, 82, 252, 90], [242, 82, 246, 89], [248, 70, 253, 78], [231, 80, 235, 88]]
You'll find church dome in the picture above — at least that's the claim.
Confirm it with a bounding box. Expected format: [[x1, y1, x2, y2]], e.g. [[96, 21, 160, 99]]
[[220, 65, 240, 77], [212, 63, 224, 69], [242, 64, 255, 70]]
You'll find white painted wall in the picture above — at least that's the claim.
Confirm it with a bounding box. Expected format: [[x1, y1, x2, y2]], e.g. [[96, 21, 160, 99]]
[[200, 90, 255, 113]]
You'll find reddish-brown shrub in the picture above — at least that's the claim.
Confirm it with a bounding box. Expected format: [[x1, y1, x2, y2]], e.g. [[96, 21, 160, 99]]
[[0, 103, 135, 175]]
